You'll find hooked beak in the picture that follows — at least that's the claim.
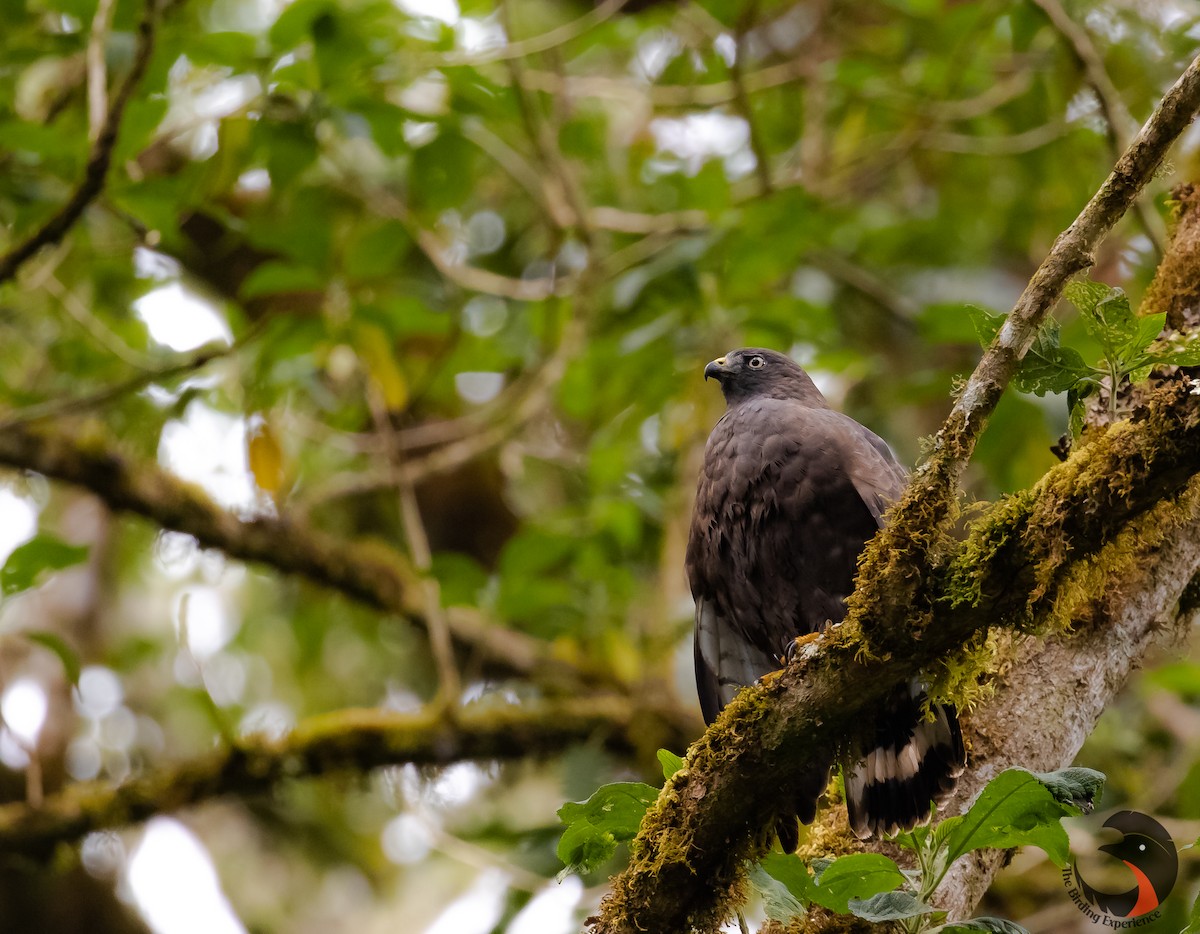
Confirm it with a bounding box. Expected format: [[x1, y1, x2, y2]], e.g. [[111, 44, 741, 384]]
[[704, 356, 728, 382]]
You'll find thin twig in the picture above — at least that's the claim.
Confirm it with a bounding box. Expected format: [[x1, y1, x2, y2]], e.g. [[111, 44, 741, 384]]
[[1031, 0, 1134, 143], [922, 119, 1070, 154], [729, 4, 773, 197], [500, 2, 593, 243], [518, 57, 815, 108], [0, 422, 622, 692], [366, 384, 462, 705], [303, 316, 585, 506], [1030, 0, 1165, 255], [86, 0, 118, 142], [357, 182, 573, 300], [427, 0, 629, 68], [0, 319, 268, 432], [21, 247, 159, 368], [0, 0, 157, 285]]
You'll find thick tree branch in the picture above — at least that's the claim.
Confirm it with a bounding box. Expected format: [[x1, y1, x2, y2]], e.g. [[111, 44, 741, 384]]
[[0, 696, 665, 861], [0, 0, 157, 286], [932, 547, 1199, 923], [790, 480, 1200, 933]]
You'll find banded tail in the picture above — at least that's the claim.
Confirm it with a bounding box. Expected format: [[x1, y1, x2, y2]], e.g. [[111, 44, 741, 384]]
[[844, 686, 965, 839]]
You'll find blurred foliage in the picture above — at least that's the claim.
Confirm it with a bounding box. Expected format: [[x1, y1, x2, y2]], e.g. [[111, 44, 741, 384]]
[[2, 0, 1200, 931]]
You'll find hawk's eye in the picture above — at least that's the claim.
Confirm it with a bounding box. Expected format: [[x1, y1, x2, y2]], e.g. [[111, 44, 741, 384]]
[[747, 355, 766, 369]]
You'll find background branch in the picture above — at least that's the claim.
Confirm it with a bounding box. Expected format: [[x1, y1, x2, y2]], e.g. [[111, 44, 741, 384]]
[[0, 423, 623, 691], [0, 696, 667, 862], [0, 0, 157, 286]]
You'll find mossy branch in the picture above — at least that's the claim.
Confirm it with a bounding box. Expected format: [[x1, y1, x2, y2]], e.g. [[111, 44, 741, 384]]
[[592, 382, 1200, 933], [0, 422, 627, 693], [0, 697, 660, 862]]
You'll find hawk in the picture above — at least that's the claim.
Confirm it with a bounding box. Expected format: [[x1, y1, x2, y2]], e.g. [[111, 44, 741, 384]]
[[685, 348, 965, 844]]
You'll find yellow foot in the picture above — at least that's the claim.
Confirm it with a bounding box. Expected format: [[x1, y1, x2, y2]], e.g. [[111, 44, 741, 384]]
[[785, 630, 822, 662]]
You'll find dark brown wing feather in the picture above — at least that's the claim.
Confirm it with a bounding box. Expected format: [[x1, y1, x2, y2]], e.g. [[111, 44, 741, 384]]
[[685, 397, 905, 720]]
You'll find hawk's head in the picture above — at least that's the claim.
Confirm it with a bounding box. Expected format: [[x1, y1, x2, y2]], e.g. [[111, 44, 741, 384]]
[[704, 348, 827, 407]]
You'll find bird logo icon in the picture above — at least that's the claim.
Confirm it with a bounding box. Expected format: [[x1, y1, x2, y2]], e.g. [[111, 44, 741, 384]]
[[1070, 811, 1177, 919]]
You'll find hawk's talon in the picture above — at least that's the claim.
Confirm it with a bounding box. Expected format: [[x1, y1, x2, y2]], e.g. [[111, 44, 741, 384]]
[[782, 630, 823, 665]]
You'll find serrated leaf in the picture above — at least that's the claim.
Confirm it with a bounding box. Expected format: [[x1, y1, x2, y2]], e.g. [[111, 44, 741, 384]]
[[760, 853, 818, 906], [556, 782, 658, 874], [938, 917, 1031, 934], [809, 853, 907, 914], [1085, 290, 1139, 351], [23, 631, 81, 687], [847, 890, 935, 922], [1064, 279, 1114, 317], [1148, 335, 1200, 368], [1030, 766, 1105, 811], [749, 862, 806, 921], [1014, 323, 1091, 395], [942, 768, 1105, 870], [1, 535, 90, 597], [657, 748, 684, 780], [1126, 313, 1167, 358]]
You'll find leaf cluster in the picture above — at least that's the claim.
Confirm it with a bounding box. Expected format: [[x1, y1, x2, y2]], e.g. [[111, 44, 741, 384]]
[[558, 764, 1104, 931], [759, 767, 1104, 933], [970, 280, 1200, 432]]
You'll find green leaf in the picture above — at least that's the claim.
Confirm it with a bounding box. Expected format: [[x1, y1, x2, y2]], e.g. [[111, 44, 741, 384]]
[[1183, 871, 1200, 934], [239, 261, 325, 300], [1030, 766, 1106, 811], [556, 782, 658, 874], [1067, 385, 1091, 441], [967, 305, 1005, 347], [1063, 278, 1114, 317], [941, 767, 1105, 869], [748, 862, 806, 922], [1014, 322, 1092, 395], [847, 890, 935, 922], [809, 853, 907, 914], [1087, 289, 1139, 350], [1, 535, 90, 597], [23, 630, 81, 687], [1147, 334, 1200, 367], [938, 917, 1031, 934], [1127, 313, 1167, 357], [270, 0, 335, 48], [760, 853, 818, 906], [657, 748, 684, 780]]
